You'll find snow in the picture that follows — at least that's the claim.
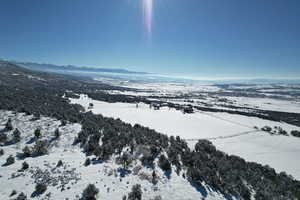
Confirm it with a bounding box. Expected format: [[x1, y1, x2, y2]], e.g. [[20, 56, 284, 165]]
[[226, 96, 300, 113], [70, 95, 300, 140], [70, 95, 300, 180], [211, 132, 300, 180], [0, 110, 229, 200], [108, 81, 300, 114], [70, 95, 255, 139], [207, 112, 300, 133], [0, 110, 81, 199], [26, 75, 46, 81], [100, 81, 221, 96], [123, 82, 221, 93]]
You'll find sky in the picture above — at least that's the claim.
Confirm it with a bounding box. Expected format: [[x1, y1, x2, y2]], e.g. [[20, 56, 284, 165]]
[[0, 0, 300, 79]]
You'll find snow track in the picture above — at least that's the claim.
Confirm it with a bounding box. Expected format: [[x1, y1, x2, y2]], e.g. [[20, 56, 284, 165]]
[[185, 130, 260, 141]]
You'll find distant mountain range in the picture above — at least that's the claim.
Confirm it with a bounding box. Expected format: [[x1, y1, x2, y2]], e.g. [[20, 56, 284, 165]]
[[13, 61, 148, 75], [3, 60, 299, 84]]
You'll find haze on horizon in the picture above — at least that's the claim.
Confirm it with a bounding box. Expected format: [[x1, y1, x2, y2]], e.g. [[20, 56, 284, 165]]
[[0, 0, 300, 79]]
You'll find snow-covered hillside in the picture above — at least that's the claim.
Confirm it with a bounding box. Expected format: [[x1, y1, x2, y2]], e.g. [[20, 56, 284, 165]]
[[70, 95, 300, 180], [0, 110, 230, 200]]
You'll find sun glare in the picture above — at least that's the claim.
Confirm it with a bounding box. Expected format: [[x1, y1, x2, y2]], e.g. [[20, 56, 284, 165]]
[[143, 0, 153, 37]]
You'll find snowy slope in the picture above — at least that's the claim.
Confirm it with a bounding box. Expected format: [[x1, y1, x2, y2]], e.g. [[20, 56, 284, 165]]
[[70, 95, 300, 181], [211, 131, 300, 180], [0, 110, 229, 200]]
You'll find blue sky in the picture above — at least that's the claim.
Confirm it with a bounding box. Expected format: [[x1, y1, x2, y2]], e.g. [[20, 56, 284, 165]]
[[0, 0, 300, 78]]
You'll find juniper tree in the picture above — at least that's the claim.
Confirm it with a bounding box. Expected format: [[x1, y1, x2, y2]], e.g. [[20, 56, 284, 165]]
[[4, 118, 13, 131], [152, 170, 157, 180], [54, 128, 60, 139], [15, 192, 27, 200], [6, 155, 15, 165], [120, 153, 132, 169], [85, 135, 100, 154], [0, 133, 8, 143], [0, 148, 4, 156], [167, 147, 181, 172], [158, 155, 171, 172], [187, 167, 202, 182], [32, 140, 48, 156], [56, 160, 63, 167], [22, 161, 29, 170], [60, 120, 67, 127], [195, 140, 216, 154], [153, 196, 162, 200], [84, 158, 91, 166], [93, 145, 102, 159], [34, 128, 41, 139], [22, 146, 31, 157], [94, 143, 114, 161], [261, 126, 272, 132], [140, 154, 155, 167], [35, 183, 47, 194], [81, 184, 99, 200], [10, 190, 17, 196], [291, 130, 300, 137], [13, 128, 21, 143], [128, 184, 142, 200]]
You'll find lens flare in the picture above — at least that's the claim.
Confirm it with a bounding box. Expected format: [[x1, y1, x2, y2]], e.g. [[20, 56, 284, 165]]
[[143, 0, 153, 36]]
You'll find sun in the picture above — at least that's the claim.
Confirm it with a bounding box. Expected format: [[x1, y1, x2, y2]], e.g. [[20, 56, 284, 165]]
[[143, 0, 153, 36]]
